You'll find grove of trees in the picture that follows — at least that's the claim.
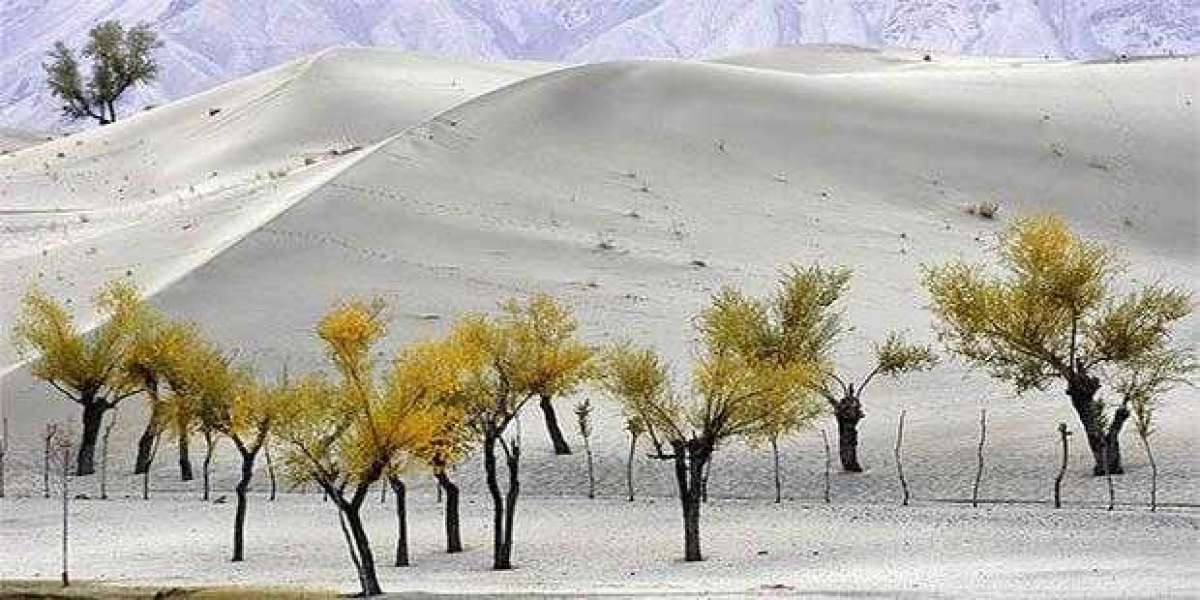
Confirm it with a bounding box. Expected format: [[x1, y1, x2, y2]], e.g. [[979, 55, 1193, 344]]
[[8, 213, 1194, 596]]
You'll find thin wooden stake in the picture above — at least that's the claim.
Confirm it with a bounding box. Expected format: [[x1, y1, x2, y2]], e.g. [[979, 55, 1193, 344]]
[[820, 429, 831, 504], [972, 408, 986, 508], [1054, 423, 1070, 509], [99, 409, 118, 500], [894, 410, 909, 507]]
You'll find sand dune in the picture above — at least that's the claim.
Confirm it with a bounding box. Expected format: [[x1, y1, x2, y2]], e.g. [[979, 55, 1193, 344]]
[[1, 46, 1197, 512]]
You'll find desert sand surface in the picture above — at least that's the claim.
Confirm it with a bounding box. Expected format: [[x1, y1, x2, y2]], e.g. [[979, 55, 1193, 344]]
[[1, 45, 1197, 596]]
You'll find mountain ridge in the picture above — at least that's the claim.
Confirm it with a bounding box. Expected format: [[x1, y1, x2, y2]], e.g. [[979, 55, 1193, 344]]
[[1, 0, 1196, 130]]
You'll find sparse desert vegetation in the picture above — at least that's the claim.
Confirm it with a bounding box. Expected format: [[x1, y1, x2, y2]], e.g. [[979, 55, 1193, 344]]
[[0, 40, 1196, 599]]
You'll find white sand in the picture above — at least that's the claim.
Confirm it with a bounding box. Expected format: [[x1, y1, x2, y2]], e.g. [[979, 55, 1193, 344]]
[[1, 493, 1197, 598], [1, 45, 1197, 595]]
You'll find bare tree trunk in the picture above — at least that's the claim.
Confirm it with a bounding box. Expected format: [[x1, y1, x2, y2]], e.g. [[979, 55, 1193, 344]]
[[484, 430, 520, 570], [265, 444, 277, 502], [60, 440, 70, 588], [820, 429, 832, 504], [1054, 423, 1070, 509], [76, 398, 106, 476], [1137, 430, 1157, 512], [344, 502, 383, 596], [972, 408, 986, 508], [894, 411, 909, 507], [700, 455, 712, 503], [1066, 370, 1126, 476], [670, 440, 710, 562], [583, 436, 595, 500], [142, 432, 160, 501], [134, 400, 161, 475], [1102, 439, 1115, 511], [834, 395, 865, 472], [178, 430, 193, 482], [626, 433, 638, 502], [539, 394, 572, 455], [389, 477, 410, 567], [231, 450, 257, 562], [771, 436, 782, 504], [44, 424, 57, 498], [435, 471, 462, 553], [202, 431, 215, 501], [99, 410, 118, 500], [0, 416, 8, 499]]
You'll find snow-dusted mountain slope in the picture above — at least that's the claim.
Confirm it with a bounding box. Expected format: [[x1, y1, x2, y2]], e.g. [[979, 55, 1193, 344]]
[[1, 0, 1196, 129]]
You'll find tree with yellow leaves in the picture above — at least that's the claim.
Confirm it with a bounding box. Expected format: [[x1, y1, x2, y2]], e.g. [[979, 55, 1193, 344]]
[[602, 282, 816, 562], [514, 294, 593, 456], [182, 341, 279, 562], [12, 280, 144, 475], [403, 342, 474, 554], [126, 314, 199, 480], [1111, 346, 1195, 510], [274, 299, 440, 596], [924, 215, 1193, 475], [433, 295, 592, 569]]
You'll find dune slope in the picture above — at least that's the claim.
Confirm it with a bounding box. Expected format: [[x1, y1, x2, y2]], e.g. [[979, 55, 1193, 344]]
[[1, 49, 1197, 510]]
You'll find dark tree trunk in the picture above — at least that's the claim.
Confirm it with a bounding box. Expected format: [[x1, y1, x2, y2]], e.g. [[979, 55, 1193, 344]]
[[231, 450, 257, 562], [1054, 423, 1070, 509], [343, 501, 383, 596], [1066, 371, 1126, 475], [671, 439, 710, 562], [483, 430, 520, 570], [178, 430, 193, 482], [134, 400, 161, 475], [771, 437, 782, 503], [626, 433, 638, 502], [389, 477, 410, 567], [435, 471, 462, 553], [539, 394, 572, 455], [834, 394, 864, 473], [202, 431, 215, 501], [77, 398, 107, 476]]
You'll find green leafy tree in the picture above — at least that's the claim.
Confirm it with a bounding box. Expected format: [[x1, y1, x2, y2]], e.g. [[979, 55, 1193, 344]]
[[924, 215, 1193, 475], [44, 20, 161, 125]]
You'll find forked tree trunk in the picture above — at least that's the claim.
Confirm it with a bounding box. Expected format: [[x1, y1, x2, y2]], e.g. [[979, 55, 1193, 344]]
[[539, 394, 572, 455], [435, 471, 463, 553], [76, 397, 107, 476], [834, 394, 865, 473], [231, 450, 258, 562], [389, 477, 410, 567], [484, 431, 520, 570], [134, 398, 162, 475], [178, 431, 193, 482], [1066, 370, 1127, 476]]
